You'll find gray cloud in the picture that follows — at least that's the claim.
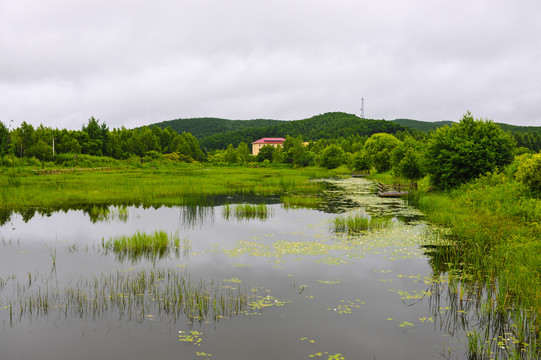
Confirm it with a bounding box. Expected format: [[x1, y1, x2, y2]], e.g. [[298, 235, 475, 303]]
[[1, 0, 540, 130]]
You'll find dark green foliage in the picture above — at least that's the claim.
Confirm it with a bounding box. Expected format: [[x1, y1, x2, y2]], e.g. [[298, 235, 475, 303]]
[[514, 132, 541, 152], [392, 118, 455, 132], [0, 121, 9, 156], [198, 112, 405, 150], [82, 117, 109, 156], [26, 140, 53, 162], [392, 137, 426, 181], [364, 133, 402, 173], [149, 117, 283, 139], [350, 150, 370, 171], [256, 145, 275, 162], [320, 145, 344, 169], [425, 112, 516, 190]]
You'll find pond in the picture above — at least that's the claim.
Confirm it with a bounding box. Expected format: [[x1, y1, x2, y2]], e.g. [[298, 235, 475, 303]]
[[0, 178, 472, 359]]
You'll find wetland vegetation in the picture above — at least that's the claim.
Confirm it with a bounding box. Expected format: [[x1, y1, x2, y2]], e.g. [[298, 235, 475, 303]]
[[1, 112, 540, 359]]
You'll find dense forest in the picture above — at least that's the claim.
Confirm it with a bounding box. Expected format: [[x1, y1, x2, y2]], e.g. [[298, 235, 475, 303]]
[[149, 117, 284, 139]]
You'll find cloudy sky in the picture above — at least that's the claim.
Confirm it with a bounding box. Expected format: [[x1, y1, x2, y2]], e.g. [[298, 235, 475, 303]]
[[1, 0, 540, 130]]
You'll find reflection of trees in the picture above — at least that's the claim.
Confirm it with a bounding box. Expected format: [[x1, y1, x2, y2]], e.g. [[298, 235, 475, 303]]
[[423, 244, 540, 359]]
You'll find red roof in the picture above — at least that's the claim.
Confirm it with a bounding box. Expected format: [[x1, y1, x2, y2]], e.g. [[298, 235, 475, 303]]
[[251, 138, 286, 144]]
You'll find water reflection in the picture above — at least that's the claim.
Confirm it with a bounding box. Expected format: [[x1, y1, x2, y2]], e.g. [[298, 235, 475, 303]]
[[3, 177, 538, 359]]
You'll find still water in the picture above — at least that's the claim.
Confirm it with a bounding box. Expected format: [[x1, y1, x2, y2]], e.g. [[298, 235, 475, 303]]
[[0, 178, 468, 359]]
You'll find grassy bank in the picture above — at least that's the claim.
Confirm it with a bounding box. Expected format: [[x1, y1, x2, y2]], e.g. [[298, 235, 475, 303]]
[[410, 172, 540, 357], [0, 164, 348, 216], [368, 168, 541, 356]]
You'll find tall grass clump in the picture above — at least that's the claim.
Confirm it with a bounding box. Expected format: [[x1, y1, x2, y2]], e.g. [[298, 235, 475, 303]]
[[331, 214, 392, 234], [102, 231, 179, 261]]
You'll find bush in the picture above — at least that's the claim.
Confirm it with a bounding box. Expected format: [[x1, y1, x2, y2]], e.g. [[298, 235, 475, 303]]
[[424, 112, 515, 189], [364, 133, 401, 172], [320, 145, 344, 169], [515, 153, 541, 194]]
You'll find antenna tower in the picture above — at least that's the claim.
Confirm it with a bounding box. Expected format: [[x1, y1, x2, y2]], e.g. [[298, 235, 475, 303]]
[[360, 97, 365, 118]]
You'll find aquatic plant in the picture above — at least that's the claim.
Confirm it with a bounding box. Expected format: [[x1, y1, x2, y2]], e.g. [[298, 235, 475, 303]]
[[8, 268, 252, 324], [331, 214, 392, 234], [0, 167, 334, 212], [101, 231, 179, 262]]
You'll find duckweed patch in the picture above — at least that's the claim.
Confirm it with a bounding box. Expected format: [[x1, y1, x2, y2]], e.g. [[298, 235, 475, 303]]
[[327, 300, 365, 314]]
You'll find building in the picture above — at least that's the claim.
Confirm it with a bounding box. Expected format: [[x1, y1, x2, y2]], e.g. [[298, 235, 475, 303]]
[[251, 138, 286, 155]]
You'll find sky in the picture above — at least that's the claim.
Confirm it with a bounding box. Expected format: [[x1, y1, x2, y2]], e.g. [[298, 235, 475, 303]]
[[1, 0, 540, 130]]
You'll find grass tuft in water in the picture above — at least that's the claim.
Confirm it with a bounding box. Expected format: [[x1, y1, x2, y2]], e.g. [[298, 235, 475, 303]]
[[102, 231, 179, 262], [331, 214, 392, 234]]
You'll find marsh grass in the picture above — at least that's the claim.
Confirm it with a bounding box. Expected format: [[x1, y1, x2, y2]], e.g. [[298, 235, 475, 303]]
[[222, 203, 273, 221], [417, 171, 541, 359], [331, 214, 392, 234], [102, 231, 179, 262], [7, 268, 252, 324], [0, 166, 334, 213]]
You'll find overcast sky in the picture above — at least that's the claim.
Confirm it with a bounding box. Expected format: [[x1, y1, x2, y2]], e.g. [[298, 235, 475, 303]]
[[1, 0, 540, 130]]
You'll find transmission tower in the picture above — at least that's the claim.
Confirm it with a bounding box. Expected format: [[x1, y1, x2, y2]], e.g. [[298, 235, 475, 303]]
[[360, 97, 365, 118]]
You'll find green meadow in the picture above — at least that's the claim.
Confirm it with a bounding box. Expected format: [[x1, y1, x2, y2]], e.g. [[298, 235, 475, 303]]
[[0, 165, 347, 212]]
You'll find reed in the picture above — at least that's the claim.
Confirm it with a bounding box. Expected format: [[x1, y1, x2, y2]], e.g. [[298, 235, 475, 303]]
[[101, 231, 178, 262], [331, 214, 392, 234], [6, 268, 252, 324], [417, 170, 541, 359]]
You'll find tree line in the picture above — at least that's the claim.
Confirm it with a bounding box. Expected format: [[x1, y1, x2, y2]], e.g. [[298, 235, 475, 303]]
[[0, 117, 204, 162]]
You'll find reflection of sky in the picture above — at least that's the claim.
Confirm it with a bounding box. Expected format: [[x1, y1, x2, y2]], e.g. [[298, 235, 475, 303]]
[[0, 179, 466, 360]]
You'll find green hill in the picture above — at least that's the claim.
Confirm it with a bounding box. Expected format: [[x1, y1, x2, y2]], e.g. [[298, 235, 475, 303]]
[[391, 119, 455, 132], [146, 112, 406, 150], [150, 117, 284, 139], [392, 118, 541, 135], [198, 112, 406, 150]]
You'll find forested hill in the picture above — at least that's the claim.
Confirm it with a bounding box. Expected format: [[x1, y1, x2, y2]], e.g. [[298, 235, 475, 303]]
[[392, 118, 541, 135], [391, 119, 455, 132], [197, 112, 405, 150], [150, 117, 284, 139]]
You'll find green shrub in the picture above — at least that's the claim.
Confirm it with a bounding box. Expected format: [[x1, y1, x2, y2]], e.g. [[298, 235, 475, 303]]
[[515, 153, 541, 194]]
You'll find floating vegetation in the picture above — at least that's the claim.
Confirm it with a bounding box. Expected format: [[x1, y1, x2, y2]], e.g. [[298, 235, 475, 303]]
[[101, 231, 180, 262], [7, 268, 252, 324], [245, 295, 290, 314], [222, 203, 273, 221], [318, 280, 341, 285], [327, 300, 365, 314], [179, 330, 203, 345], [223, 277, 242, 284], [330, 213, 392, 234], [281, 195, 321, 209], [399, 321, 415, 328]]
